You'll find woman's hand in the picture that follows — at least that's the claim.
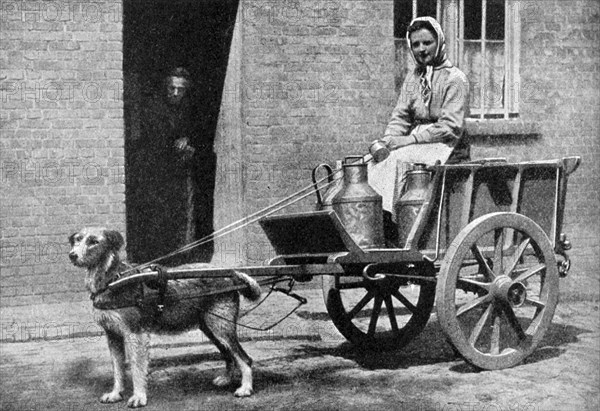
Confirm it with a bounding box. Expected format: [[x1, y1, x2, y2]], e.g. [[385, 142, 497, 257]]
[[387, 135, 416, 150]]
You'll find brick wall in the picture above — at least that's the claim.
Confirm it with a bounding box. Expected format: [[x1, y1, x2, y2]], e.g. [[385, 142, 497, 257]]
[[1, 0, 597, 307], [0, 0, 125, 306], [240, 0, 396, 263]]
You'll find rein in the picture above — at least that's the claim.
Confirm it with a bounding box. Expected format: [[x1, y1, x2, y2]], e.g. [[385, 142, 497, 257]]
[[118, 156, 371, 277], [94, 156, 370, 324]]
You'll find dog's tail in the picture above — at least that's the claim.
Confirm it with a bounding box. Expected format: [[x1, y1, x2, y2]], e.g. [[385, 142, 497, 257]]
[[233, 271, 262, 301]]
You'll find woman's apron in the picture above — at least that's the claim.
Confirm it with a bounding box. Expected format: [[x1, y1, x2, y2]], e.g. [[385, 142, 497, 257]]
[[368, 125, 454, 213]]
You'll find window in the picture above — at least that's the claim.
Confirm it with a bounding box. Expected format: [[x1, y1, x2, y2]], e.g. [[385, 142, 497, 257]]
[[394, 0, 521, 119]]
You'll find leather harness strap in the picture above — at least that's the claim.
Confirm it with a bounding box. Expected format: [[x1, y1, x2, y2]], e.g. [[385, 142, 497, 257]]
[[151, 264, 169, 314], [90, 264, 258, 311]]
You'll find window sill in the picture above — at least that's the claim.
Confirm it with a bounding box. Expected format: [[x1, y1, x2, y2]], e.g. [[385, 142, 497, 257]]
[[466, 118, 540, 138]]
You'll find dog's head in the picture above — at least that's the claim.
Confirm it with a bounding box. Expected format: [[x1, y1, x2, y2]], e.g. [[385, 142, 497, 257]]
[[68, 227, 124, 268]]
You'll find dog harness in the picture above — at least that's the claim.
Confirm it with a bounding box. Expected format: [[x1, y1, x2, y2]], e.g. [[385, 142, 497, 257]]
[[90, 265, 258, 314], [91, 265, 169, 314]]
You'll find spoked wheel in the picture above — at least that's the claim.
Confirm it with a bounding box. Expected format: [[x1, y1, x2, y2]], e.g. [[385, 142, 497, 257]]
[[437, 212, 559, 370], [322, 264, 436, 350]]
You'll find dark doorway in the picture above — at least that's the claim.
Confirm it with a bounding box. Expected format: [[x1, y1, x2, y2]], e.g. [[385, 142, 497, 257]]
[[123, 0, 239, 265]]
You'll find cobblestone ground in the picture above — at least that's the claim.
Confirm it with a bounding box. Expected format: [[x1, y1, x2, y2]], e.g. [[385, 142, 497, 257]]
[[0, 289, 598, 411]]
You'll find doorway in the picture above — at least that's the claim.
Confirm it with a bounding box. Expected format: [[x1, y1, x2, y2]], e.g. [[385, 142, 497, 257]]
[[123, 0, 239, 264]]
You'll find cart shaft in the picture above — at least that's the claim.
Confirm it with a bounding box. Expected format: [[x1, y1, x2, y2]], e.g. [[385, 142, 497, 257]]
[[108, 264, 345, 290]]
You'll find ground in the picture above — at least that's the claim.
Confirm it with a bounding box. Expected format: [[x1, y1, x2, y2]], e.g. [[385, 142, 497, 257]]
[[0, 288, 598, 411]]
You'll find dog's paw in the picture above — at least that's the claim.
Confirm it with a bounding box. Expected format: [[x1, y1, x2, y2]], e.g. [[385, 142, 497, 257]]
[[127, 393, 147, 408], [234, 386, 254, 397], [212, 374, 232, 387], [100, 391, 123, 403]]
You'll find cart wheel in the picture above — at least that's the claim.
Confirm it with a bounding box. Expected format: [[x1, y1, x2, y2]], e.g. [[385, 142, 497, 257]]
[[322, 264, 436, 350], [436, 212, 559, 370]]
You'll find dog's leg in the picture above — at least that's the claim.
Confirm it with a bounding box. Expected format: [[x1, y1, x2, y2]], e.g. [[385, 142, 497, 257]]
[[126, 331, 149, 408], [100, 331, 126, 404], [203, 301, 254, 397], [230, 341, 254, 397], [211, 354, 235, 388], [200, 322, 235, 388]]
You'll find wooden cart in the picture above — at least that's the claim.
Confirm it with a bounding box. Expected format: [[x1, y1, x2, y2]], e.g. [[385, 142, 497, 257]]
[[111, 157, 581, 370]]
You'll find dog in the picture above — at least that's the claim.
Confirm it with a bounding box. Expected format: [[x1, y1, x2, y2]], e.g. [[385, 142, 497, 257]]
[[69, 227, 261, 408]]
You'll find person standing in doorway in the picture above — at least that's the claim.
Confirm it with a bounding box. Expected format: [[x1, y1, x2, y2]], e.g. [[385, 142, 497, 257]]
[[136, 67, 214, 265]]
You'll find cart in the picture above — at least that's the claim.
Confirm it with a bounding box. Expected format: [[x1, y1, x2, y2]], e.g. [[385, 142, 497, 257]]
[[110, 156, 581, 370]]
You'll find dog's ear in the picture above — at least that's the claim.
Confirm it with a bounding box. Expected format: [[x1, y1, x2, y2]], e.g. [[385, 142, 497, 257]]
[[104, 230, 124, 251], [68, 232, 77, 246]]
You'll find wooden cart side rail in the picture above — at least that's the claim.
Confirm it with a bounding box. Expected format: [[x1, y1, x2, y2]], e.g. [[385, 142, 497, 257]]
[[410, 157, 580, 262], [108, 264, 347, 291], [512, 158, 579, 249], [555, 157, 581, 250]]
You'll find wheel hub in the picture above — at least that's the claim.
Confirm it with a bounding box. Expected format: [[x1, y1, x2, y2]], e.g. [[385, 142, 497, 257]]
[[491, 275, 527, 307]]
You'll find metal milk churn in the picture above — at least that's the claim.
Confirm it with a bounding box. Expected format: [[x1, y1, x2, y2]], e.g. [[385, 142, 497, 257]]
[[332, 156, 385, 248], [312, 160, 344, 211], [394, 163, 432, 248]]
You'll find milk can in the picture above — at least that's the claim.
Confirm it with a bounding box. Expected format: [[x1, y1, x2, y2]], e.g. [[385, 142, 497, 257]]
[[394, 163, 431, 248], [312, 160, 344, 211], [332, 156, 384, 248]]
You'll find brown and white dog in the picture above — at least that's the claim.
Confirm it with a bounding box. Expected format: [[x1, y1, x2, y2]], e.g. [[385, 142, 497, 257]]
[[69, 227, 261, 408]]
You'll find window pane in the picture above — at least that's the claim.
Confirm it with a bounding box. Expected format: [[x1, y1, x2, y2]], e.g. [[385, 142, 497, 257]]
[[464, 0, 482, 40], [394, 0, 413, 38], [463, 41, 506, 112], [462, 41, 481, 111], [484, 42, 505, 109], [487, 0, 505, 40], [418, 0, 437, 18]]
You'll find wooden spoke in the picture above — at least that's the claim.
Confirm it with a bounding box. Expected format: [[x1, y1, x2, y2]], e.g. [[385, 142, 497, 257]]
[[500, 302, 527, 341], [391, 289, 417, 314], [456, 294, 491, 317], [471, 244, 496, 280], [384, 295, 399, 333], [510, 267, 528, 276], [505, 237, 531, 276], [490, 309, 501, 355], [493, 228, 505, 276], [514, 263, 546, 283], [367, 296, 383, 337], [468, 304, 493, 346], [347, 290, 375, 320], [457, 277, 491, 292], [524, 296, 546, 309]]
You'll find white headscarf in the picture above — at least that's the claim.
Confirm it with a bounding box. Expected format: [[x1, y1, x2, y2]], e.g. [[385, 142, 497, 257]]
[[406, 17, 451, 104]]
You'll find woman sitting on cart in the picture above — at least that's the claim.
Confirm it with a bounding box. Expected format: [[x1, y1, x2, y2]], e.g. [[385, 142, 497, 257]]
[[368, 16, 470, 211], [372, 16, 470, 163]]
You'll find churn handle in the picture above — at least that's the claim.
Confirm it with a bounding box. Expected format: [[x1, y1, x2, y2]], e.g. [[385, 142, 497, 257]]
[[344, 155, 366, 165], [312, 163, 334, 206]]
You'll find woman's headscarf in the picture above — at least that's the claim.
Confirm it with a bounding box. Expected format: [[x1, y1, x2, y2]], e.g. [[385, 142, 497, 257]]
[[406, 17, 451, 104]]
